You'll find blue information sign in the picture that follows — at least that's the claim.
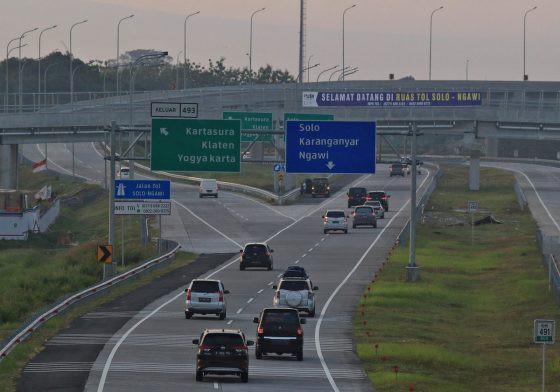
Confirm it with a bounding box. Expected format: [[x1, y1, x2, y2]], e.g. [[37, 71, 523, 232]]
[[285, 121, 376, 174], [114, 180, 171, 200], [302, 91, 482, 107]]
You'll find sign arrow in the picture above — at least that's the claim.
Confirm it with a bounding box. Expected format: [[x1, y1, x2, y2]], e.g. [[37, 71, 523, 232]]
[[97, 245, 113, 264], [160, 128, 169, 136], [116, 183, 126, 197], [326, 161, 336, 170]]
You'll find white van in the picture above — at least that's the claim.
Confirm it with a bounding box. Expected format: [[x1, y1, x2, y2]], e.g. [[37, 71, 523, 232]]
[[119, 166, 130, 179], [199, 179, 218, 198]]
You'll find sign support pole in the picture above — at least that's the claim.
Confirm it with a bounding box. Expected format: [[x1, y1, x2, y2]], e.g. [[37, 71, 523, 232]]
[[121, 216, 125, 267], [158, 214, 162, 254], [406, 122, 420, 282], [107, 121, 117, 280], [542, 343, 546, 392]]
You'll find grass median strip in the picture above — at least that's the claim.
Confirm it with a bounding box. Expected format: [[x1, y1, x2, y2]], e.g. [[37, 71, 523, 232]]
[[355, 166, 560, 391]]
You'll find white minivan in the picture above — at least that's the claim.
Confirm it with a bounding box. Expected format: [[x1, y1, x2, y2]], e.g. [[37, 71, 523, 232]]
[[119, 166, 130, 179], [199, 178, 218, 198]]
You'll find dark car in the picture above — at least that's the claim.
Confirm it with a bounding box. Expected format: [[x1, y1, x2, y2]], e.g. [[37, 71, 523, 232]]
[[281, 266, 309, 280], [254, 308, 306, 361], [311, 177, 330, 198], [366, 191, 390, 211], [352, 205, 377, 228], [347, 187, 367, 208], [193, 329, 253, 382], [390, 163, 405, 177], [240, 242, 273, 270]]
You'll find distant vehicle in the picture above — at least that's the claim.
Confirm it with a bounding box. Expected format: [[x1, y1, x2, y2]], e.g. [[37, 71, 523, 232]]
[[192, 328, 252, 382], [199, 178, 218, 198], [281, 266, 309, 280], [273, 278, 318, 317], [366, 191, 390, 211], [311, 177, 330, 198], [119, 166, 130, 179], [347, 187, 367, 208], [322, 210, 348, 234], [185, 279, 229, 319], [389, 163, 405, 177], [240, 242, 274, 270], [242, 151, 252, 160], [352, 205, 377, 228], [364, 200, 385, 218], [254, 307, 306, 361]]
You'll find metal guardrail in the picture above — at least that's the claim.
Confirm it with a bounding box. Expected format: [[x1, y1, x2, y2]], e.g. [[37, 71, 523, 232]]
[[549, 255, 560, 304], [0, 241, 181, 362]]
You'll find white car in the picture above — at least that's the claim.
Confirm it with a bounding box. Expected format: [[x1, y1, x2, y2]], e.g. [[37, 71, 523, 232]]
[[199, 178, 218, 198], [119, 166, 130, 179], [185, 279, 229, 319], [322, 210, 348, 234], [273, 278, 318, 317], [364, 200, 385, 219]]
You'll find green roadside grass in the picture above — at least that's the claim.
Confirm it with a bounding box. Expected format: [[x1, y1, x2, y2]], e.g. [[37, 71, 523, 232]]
[[0, 251, 195, 392], [354, 166, 560, 391]]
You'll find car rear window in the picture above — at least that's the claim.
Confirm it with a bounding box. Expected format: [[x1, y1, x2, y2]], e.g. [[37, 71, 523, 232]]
[[202, 333, 244, 346], [368, 192, 384, 199], [326, 211, 345, 218], [279, 280, 308, 291], [355, 207, 374, 214], [349, 188, 367, 197], [262, 310, 299, 326], [244, 244, 267, 253], [190, 280, 220, 293]]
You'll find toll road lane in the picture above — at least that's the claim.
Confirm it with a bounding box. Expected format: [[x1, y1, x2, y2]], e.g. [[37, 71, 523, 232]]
[[85, 169, 434, 392]]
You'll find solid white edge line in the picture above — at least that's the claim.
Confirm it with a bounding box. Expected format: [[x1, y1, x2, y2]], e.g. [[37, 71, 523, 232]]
[[314, 169, 431, 392]]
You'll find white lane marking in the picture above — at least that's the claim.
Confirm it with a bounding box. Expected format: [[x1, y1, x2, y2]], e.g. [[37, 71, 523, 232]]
[[314, 169, 432, 392], [277, 273, 282, 278], [308, 248, 313, 252], [484, 164, 560, 233], [96, 170, 403, 391], [294, 260, 300, 264], [321, 238, 326, 242], [230, 192, 297, 222], [236, 308, 243, 314], [315, 243, 320, 247], [247, 298, 254, 304], [91, 142, 105, 159], [305, 175, 371, 218], [302, 253, 307, 258], [172, 199, 243, 248], [257, 289, 264, 294], [214, 382, 219, 389], [227, 320, 233, 325], [35, 144, 92, 182], [268, 281, 274, 286]]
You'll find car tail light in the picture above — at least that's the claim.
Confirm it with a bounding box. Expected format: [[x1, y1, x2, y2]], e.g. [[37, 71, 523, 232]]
[[241, 252, 246, 260], [296, 327, 303, 336], [266, 252, 271, 257], [276, 291, 280, 299], [233, 345, 248, 352], [219, 291, 224, 302], [382, 196, 387, 200], [257, 327, 264, 336], [344, 217, 348, 223], [323, 217, 328, 223], [186, 289, 191, 301]]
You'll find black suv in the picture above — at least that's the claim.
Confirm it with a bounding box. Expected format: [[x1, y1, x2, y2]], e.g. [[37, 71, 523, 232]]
[[254, 308, 306, 361], [311, 177, 330, 198], [366, 191, 390, 211], [193, 329, 253, 382], [281, 266, 309, 280], [347, 187, 367, 208], [240, 242, 273, 270]]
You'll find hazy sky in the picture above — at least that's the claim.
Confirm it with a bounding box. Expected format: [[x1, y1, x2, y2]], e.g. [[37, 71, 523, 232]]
[[3, 0, 560, 81]]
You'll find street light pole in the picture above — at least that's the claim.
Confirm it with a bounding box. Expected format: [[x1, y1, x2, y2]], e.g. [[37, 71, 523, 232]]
[[523, 6, 537, 81], [329, 65, 350, 82], [317, 65, 339, 83], [18, 27, 38, 112], [428, 6, 443, 80], [249, 7, 266, 81], [306, 55, 313, 83], [116, 14, 134, 97], [5, 37, 19, 111], [406, 122, 420, 282], [176, 50, 183, 89], [38, 25, 57, 107], [296, 63, 320, 82], [466, 59, 469, 80], [342, 4, 356, 82], [69, 19, 88, 108], [183, 11, 200, 90]]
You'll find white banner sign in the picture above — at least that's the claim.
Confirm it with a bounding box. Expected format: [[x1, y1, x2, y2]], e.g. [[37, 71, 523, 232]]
[[114, 201, 171, 215]]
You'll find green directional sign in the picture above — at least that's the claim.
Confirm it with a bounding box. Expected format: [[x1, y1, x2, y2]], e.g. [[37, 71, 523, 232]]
[[151, 118, 241, 172], [223, 111, 273, 142], [283, 112, 334, 126]]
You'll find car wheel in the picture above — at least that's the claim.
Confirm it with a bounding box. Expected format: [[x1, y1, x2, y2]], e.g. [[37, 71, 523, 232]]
[[241, 371, 249, 383], [219, 311, 226, 320], [352, 224, 356, 229], [255, 348, 263, 359], [268, 263, 273, 271], [240, 264, 245, 271], [344, 229, 348, 234], [215, 194, 218, 198], [308, 308, 315, 317], [323, 229, 328, 234], [196, 371, 203, 381], [185, 311, 193, 319], [199, 194, 203, 198], [374, 223, 377, 228], [312, 194, 316, 198], [296, 349, 303, 361]]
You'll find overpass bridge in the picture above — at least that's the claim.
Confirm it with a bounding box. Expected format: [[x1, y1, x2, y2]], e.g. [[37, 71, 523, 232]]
[[2, 80, 560, 188]]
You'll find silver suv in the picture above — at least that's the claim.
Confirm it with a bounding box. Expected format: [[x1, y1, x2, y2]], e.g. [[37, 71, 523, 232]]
[[322, 210, 348, 234], [185, 279, 229, 319], [272, 278, 318, 317]]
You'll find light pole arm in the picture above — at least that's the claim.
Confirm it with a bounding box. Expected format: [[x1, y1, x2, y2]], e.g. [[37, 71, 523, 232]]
[[249, 7, 266, 75], [317, 65, 339, 83]]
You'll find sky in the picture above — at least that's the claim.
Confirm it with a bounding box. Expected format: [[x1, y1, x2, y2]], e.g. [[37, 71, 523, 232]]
[[2, 0, 560, 82]]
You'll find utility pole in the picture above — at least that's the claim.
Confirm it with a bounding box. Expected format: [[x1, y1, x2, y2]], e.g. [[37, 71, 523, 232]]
[[107, 121, 117, 280], [406, 122, 420, 282], [298, 0, 305, 82]]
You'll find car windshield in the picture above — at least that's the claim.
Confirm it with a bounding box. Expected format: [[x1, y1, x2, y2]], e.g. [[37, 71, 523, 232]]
[[202, 333, 244, 347], [245, 244, 267, 253], [313, 178, 328, 184], [355, 207, 373, 215], [279, 280, 308, 291], [326, 211, 345, 218], [262, 311, 300, 326], [190, 281, 220, 293], [349, 188, 367, 196]]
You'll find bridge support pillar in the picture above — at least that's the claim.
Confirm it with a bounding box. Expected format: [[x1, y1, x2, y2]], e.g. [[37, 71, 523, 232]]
[[0, 144, 18, 190], [485, 138, 498, 158], [469, 148, 480, 191]]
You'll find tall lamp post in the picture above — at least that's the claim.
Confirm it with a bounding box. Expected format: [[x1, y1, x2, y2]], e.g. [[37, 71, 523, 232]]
[[306, 55, 313, 83], [342, 4, 356, 82], [69, 19, 88, 107], [176, 50, 183, 89], [329, 65, 350, 82], [466, 59, 469, 81], [249, 7, 266, 81], [18, 27, 38, 112], [116, 14, 134, 97], [317, 65, 339, 83], [38, 25, 57, 107], [183, 10, 200, 90], [523, 6, 537, 81], [428, 6, 443, 80], [5, 41, 25, 111], [296, 63, 320, 82]]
